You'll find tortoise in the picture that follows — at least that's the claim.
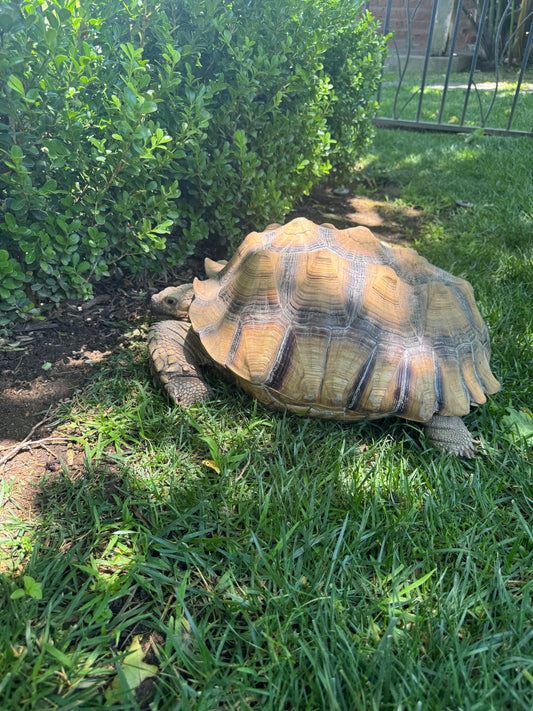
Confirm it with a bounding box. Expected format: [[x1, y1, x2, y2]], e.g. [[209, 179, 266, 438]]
[[148, 217, 501, 457]]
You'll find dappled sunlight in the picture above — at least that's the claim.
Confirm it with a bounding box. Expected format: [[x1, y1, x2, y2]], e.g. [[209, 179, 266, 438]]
[[0, 350, 115, 445], [288, 181, 424, 244], [2, 0, 532, 704]]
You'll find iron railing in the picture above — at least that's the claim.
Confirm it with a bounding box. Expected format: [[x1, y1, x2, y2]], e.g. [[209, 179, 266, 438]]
[[372, 0, 533, 136]]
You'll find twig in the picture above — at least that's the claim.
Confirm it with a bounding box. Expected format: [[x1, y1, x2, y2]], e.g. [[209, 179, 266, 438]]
[[233, 450, 252, 484], [0, 436, 70, 468], [0, 412, 59, 467]]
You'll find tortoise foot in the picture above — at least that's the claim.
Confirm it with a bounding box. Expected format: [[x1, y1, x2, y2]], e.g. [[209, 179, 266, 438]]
[[424, 415, 477, 458], [164, 376, 213, 407]]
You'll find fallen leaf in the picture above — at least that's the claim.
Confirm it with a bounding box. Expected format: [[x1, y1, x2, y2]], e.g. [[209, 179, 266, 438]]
[[105, 636, 158, 705], [67, 443, 76, 466]]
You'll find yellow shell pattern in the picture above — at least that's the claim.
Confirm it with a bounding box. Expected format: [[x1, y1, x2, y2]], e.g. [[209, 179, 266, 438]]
[[189, 218, 501, 423]]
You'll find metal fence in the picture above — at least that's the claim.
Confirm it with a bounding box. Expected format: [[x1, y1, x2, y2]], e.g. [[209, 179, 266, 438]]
[[370, 0, 533, 136]]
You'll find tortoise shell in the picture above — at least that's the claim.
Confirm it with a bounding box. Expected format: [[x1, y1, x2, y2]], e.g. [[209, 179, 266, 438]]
[[188, 217, 500, 423]]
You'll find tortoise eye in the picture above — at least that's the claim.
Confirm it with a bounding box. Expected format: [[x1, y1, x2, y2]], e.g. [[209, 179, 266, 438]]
[[165, 297, 176, 306]]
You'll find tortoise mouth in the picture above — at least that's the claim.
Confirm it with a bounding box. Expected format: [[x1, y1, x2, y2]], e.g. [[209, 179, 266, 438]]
[[149, 295, 168, 320], [150, 301, 191, 321]]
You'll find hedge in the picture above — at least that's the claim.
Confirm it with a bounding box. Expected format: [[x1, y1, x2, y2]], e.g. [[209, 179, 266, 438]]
[[0, 0, 386, 327]]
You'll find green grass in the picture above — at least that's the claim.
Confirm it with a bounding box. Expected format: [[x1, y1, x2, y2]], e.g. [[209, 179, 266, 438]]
[[379, 68, 533, 132], [1, 130, 533, 709]]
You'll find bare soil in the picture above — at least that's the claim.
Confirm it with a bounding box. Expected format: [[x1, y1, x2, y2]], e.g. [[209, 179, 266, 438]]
[[0, 182, 423, 521]]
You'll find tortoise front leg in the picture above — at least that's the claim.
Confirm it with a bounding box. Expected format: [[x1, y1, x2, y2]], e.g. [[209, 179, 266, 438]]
[[424, 414, 477, 458], [148, 321, 213, 406]]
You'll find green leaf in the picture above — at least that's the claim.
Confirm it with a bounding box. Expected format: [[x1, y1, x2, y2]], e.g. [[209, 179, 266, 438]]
[[11, 575, 43, 600], [4, 214, 16, 230], [8, 75, 25, 96], [9, 197, 27, 213], [42, 642, 72, 667], [45, 139, 70, 158], [56, 217, 68, 234], [41, 179, 58, 193], [24, 576, 43, 599], [120, 42, 137, 61], [151, 220, 173, 234], [502, 407, 533, 444], [11, 144, 23, 160], [233, 129, 246, 149], [142, 100, 157, 114], [124, 86, 137, 108]]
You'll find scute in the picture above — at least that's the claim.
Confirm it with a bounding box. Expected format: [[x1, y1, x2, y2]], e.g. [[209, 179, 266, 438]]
[[188, 218, 500, 422]]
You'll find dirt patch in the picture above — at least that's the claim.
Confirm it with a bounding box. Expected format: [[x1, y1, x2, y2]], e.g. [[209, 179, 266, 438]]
[[0, 259, 205, 524], [288, 181, 422, 244], [0, 182, 423, 522]]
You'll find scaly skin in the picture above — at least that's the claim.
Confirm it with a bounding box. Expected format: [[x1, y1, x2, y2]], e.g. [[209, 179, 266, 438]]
[[424, 414, 477, 458], [147, 320, 213, 406]]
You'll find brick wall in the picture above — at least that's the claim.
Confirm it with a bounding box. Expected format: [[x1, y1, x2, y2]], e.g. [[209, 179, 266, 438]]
[[367, 0, 477, 55]]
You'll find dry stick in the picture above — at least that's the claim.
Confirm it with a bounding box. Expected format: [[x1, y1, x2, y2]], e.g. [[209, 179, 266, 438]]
[[233, 450, 252, 484], [0, 413, 65, 467], [0, 436, 70, 468]]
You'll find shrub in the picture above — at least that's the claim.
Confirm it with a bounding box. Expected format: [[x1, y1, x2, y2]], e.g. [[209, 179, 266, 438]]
[[0, 0, 386, 327]]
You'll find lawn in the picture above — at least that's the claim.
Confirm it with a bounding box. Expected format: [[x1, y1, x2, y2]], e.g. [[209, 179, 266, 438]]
[[1, 128, 532, 709], [378, 67, 533, 133]]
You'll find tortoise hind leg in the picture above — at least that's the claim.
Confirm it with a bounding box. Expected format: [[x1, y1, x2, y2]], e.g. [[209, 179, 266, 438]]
[[424, 414, 477, 458], [148, 321, 213, 406]]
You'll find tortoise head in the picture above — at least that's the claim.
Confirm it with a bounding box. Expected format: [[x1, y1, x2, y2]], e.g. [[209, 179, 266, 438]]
[[150, 284, 194, 321]]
